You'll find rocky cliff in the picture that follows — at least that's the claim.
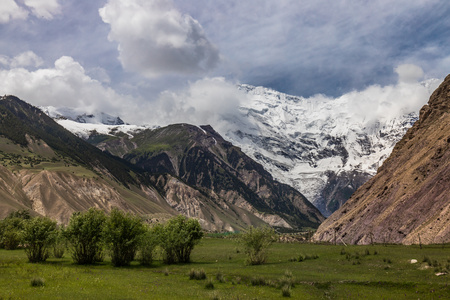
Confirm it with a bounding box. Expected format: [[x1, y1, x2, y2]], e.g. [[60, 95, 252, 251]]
[[313, 75, 450, 244]]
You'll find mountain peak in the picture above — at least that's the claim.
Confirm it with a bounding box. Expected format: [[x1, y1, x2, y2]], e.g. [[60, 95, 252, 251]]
[[40, 106, 125, 125]]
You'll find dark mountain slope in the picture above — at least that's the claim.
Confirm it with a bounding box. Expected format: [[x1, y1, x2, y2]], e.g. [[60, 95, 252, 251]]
[[94, 123, 325, 229], [313, 75, 450, 245], [0, 96, 141, 187]]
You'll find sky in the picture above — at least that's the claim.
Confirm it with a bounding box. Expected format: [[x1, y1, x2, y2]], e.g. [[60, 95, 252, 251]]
[[0, 0, 449, 126]]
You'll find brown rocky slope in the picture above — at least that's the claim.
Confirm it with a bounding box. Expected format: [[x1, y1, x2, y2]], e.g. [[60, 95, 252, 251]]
[[313, 75, 450, 245]]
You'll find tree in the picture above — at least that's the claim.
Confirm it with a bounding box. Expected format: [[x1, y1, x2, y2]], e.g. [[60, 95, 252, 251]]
[[155, 215, 203, 264], [103, 208, 146, 267], [0, 210, 31, 250], [239, 225, 277, 265], [22, 217, 57, 263], [64, 208, 106, 264]]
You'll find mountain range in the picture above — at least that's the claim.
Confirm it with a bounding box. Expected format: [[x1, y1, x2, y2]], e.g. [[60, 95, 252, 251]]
[[41, 80, 440, 218], [0, 95, 323, 231]]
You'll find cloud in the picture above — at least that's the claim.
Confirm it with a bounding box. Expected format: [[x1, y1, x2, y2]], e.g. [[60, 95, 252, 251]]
[[310, 64, 441, 127], [99, 0, 220, 78], [23, 0, 61, 19], [0, 0, 60, 22], [0, 51, 44, 68], [150, 77, 248, 128], [395, 64, 424, 83], [0, 0, 28, 23], [0, 56, 129, 114], [174, 0, 450, 97]]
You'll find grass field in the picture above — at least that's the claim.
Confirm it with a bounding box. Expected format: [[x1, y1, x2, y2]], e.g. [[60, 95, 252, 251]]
[[0, 238, 449, 299]]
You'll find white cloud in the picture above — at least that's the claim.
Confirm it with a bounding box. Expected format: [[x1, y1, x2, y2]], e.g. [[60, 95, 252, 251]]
[[0, 0, 60, 22], [99, 0, 220, 78], [395, 64, 425, 83], [0, 56, 129, 114], [0, 51, 44, 68], [23, 0, 61, 20], [0, 0, 28, 23], [147, 77, 249, 130], [315, 65, 440, 126], [10, 51, 44, 68]]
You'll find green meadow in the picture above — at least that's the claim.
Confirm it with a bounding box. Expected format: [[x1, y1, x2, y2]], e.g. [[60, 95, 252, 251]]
[[0, 238, 449, 299]]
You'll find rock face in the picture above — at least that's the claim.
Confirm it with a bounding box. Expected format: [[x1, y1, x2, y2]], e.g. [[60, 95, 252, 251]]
[[313, 75, 450, 245]]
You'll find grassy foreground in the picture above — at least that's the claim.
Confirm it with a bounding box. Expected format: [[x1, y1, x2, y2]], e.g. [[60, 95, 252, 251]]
[[0, 238, 449, 299]]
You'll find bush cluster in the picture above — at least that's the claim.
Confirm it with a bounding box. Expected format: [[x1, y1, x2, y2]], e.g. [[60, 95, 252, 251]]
[[0, 209, 204, 266], [238, 226, 276, 265]]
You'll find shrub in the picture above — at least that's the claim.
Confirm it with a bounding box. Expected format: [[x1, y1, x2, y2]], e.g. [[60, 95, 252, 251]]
[[52, 228, 67, 259], [22, 217, 57, 263], [103, 208, 146, 267], [155, 215, 203, 264], [250, 276, 267, 286], [216, 271, 225, 283], [0, 210, 31, 250], [205, 278, 215, 290], [281, 285, 291, 297], [138, 226, 159, 266], [298, 253, 319, 262], [189, 268, 207, 280], [64, 208, 106, 264], [30, 277, 45, 287], [277, 270, 295, 289], [239, 226, 276, 265]]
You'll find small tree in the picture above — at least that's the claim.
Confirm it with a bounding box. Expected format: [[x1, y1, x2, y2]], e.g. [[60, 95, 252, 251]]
[[103, 208, 146, 267], [22, 217, 57, 263], [64, 208, 106, 264], [0, 210, 31, 250], [239, 225, 277, 265], [156, 215, 203, 264]]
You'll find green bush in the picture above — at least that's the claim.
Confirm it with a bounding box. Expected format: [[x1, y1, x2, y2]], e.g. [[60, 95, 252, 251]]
[[64, 208, 106, 264], [137, 226, 159, 266], [189, 268, 207, 280], [155, 215, 203, 264], [281, 285, 291, 297], [0, 210, 31, 250], [30, 277, 45, 287], [52, 227, 67, 258], [103, 208, 146, 267], [205, 278, 215, 290], [22, 217, 57, 263], [239, 226, 276, 265], [250, 276, 267, 286]]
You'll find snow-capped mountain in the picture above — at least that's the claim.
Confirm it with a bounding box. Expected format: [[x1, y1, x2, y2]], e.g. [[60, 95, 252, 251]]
[[40, 79, 441, 217], [221, 81, 440, 216], [39, 106, 152, 139], [40, 106, 125, 125]]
